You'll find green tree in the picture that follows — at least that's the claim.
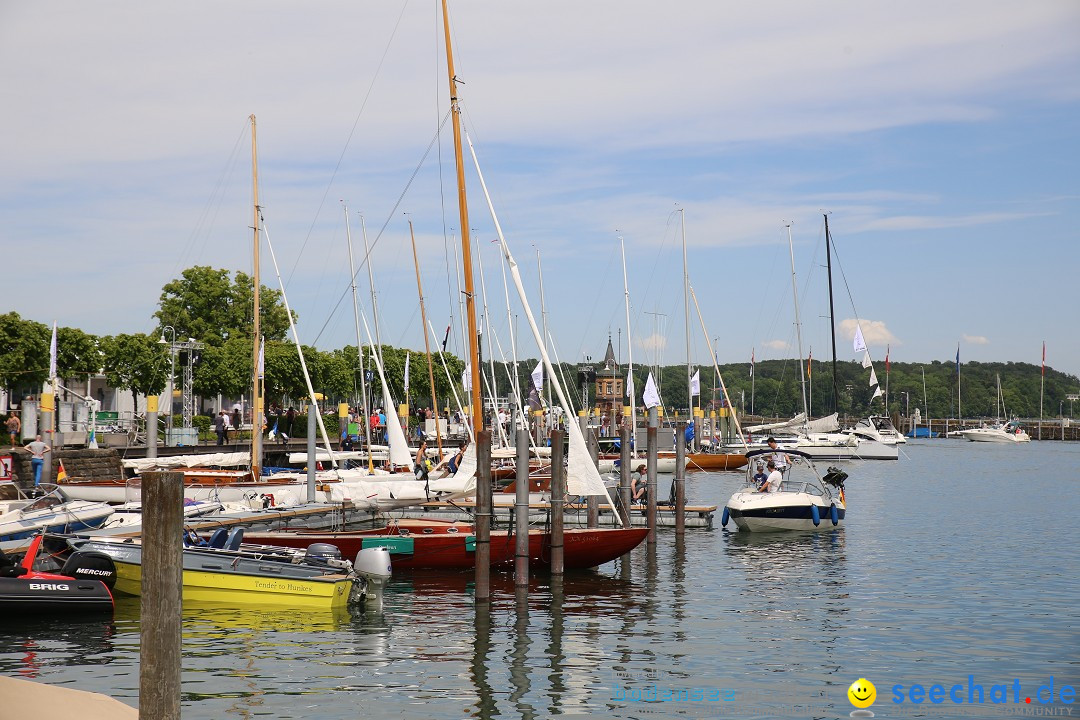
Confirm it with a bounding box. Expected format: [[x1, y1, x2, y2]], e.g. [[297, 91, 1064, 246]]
[[154, 266, 293, 347], [0, 312, 49, 391], [99, 334, 168, 410], [56, 326, 102, 378]]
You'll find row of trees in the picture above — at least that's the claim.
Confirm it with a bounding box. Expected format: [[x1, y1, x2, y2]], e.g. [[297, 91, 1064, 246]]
[[2, 266, 1075, 420]]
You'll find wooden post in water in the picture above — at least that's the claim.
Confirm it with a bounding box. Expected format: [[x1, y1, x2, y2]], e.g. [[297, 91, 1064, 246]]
[[646, 407, 658, 544], [675, 421, 686, 536], [474, 429, 492, 601], [140, 470, 183, 720], [549, 428, 565, 574], [619, 423, 632, 528], [514, 427, 530, 586]]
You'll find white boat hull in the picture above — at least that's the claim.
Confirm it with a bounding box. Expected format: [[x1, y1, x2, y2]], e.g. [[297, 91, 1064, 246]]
[[959, 428, 1031, 443], [724, 490, 845, 532]]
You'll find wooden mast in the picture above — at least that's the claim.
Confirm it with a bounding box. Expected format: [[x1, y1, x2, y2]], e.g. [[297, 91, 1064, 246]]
[[441, 0, 483, 434], [250, 114, 262, 478], [409, 219, 444, 460]]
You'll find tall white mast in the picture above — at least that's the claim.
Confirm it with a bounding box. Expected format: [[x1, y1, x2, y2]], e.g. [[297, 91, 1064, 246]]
[[620, 237, 636, 459], [786, 223, 809, 426], [680, 207, 692, 429], [345, 204, 373, 469], [360, 214, 384, 366]]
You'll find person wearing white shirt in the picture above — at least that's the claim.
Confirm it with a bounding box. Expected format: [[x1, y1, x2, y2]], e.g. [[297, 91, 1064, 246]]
[[762, 460, 783, 493]]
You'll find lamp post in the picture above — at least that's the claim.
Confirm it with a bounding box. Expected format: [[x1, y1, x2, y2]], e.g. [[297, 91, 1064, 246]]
[[158, 326, 176, 416]]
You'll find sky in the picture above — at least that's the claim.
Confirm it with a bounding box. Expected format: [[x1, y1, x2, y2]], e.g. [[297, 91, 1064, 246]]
[[2, 1, 1078, 382]]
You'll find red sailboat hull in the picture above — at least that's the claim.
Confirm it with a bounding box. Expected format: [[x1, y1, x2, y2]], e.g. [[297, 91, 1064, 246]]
[[242, 521, 647, 571]]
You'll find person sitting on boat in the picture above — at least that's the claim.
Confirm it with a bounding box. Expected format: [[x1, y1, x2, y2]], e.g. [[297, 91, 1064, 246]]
[[752, 463, 769, 490], [766, 437, 790, 475], [631, 464, 648, 505], [761, 460, 783, 493], [448, 440, 468, 474], [414, 441, 432, 482]]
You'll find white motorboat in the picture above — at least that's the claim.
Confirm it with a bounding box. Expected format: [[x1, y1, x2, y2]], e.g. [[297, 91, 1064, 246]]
[[846, 415, 906, 445], [0, 483, 114, 541], [958, 420, 1031, 443], [722, 449, 847, 532]]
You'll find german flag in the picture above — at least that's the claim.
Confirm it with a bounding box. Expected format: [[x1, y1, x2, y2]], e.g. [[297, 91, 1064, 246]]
[[56, 460, 68, 483]]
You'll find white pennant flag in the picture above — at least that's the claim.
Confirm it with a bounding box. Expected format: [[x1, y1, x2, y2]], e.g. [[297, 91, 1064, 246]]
[[257, 336, 265, 379], [462, 364, 472, 393], [642, 372, 661, 409], [869, 367, 879, 387], [48, 321, 58, 380], [690, 369, 700, 397], [853, 325, 867, 353], [531, 361, 543, 391], [403, 352, 410, 395], [626, 373, 634, 397], [862, 350, 873, 369], [871, 386, 883, 400]]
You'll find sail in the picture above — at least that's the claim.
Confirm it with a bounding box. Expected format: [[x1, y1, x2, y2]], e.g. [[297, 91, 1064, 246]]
[[465, 130, 610, 500], [360, 313, 414, 469]]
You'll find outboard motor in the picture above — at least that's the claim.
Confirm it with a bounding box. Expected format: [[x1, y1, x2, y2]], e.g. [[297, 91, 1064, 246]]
[[304, 543, 346, 570], [353, 547, 392, 611], [59, 550, 118, 590]]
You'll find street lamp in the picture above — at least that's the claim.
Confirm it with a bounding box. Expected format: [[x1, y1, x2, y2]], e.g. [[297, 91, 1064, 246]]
[[900, 391, 909, 418], [158, 326, 177, 416]]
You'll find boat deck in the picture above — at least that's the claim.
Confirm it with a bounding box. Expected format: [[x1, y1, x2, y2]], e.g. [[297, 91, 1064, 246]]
[[385, 500, 716, 529]]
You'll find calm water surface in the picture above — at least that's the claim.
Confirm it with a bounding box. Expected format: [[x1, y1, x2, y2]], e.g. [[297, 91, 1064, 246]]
[[3, 440, 1078, 719]]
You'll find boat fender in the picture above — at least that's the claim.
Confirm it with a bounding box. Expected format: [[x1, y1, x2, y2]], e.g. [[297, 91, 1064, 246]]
[[721, 507, 730, 527], [811, 504, 821, 527], [830, 504, 839, 526]]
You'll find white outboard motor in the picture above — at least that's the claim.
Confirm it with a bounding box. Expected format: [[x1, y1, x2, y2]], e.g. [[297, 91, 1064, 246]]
[[353, 547, 392, 611]]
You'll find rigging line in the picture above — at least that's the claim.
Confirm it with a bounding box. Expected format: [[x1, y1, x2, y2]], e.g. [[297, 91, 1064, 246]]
[[573, 240, 620, 364], [310, 111, 452, 346], [284, 0, 414, 288]]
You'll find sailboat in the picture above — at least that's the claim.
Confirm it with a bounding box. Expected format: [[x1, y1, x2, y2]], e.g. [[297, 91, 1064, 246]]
[[675, 209, 748, 472]]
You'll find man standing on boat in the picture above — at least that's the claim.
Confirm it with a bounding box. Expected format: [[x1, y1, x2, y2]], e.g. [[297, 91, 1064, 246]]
[[23, 435, 50, 486], [766, 437, 791, 475]]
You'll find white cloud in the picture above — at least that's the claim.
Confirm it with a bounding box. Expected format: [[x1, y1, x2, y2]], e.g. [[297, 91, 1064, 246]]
[[764, 340, 790, 351], [839, 319, 898, 348], [963, 335, 990, 345], [638, 334, 667, 353]]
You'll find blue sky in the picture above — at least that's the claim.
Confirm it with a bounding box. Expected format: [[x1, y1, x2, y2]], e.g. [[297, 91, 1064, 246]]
[[2, 1, 1078, 379]]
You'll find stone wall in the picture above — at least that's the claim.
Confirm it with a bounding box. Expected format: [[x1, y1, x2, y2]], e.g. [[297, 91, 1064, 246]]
[[4, 448, 123, 491]]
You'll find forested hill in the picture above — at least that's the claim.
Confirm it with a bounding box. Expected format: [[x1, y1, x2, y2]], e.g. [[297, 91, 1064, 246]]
[[699, 359, 1077, 420]]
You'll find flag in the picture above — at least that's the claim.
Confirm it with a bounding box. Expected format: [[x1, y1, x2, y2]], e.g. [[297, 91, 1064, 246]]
[[1042, 341, 1046, 376], [441, 325, 450, 352], [531, 361, 543, 391], [462, 364, 472, 392], [56, 460, 68, 483], [268, 420, 278, 440], [872, 386, 883, 400], [807, 348, 812, 378], [626, 372, 634, 397], [257, 336, 265, 379], [642, 372, 661, 409], [48, 321, 58, 379], [862, 351, 873, 369], [853, 326, 866, 353], [955, 344, 960, 375], [885, 345, 890, 374], [869, 368, 879, 387], [403, 352, 410, 395], [750, 348, 755, 377], [690, 369, 700, 397]]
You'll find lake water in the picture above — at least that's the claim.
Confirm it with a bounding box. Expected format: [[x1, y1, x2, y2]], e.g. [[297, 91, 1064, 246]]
[[3, 439, 1078, 719]]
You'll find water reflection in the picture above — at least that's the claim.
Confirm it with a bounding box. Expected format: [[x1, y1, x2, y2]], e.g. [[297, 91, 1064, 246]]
[[0, 614, 118, 678]]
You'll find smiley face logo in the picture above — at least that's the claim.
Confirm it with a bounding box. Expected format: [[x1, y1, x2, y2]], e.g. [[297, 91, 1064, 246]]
[[847, 678, 876, 709]]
